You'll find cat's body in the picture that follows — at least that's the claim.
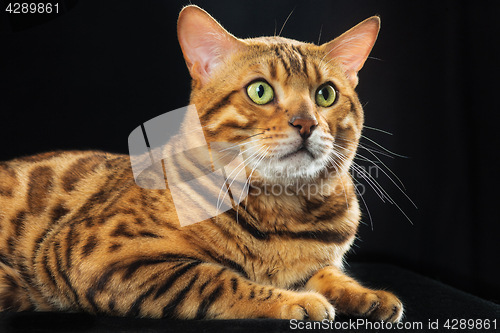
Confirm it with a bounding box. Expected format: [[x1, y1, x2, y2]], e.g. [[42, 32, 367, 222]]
[[0, 6, 403, 322]]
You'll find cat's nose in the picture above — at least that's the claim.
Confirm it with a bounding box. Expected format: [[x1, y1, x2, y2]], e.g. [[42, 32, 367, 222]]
[[290, 117, 318, 140]]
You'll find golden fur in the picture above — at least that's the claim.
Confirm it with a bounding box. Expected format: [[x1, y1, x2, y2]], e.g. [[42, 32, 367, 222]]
[[0, 6, 403, 322]]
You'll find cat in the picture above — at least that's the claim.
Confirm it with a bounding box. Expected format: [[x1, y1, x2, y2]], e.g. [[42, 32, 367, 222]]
[[0, 5, 403, 322]]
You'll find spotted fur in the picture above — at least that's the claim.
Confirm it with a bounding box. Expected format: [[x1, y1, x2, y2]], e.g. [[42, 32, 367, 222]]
[[0, 6, 403, 322]]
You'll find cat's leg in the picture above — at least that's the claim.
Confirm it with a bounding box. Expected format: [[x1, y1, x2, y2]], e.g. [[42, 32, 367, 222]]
[[0, 263, 34, 311], [71, 259, 335, 320], [305, 266, 403, 322]]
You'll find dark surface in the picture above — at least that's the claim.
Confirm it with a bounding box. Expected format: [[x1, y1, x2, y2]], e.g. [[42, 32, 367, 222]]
[[1, 0, 500, 304], [0, 263, 498, 333]]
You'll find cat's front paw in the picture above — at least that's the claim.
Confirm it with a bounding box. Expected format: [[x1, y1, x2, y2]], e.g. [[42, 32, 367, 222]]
[[277, 292, 335, 321], [372, 290, 404, 322], [333, 289, 403, 322], [305, 267, 403, 322]]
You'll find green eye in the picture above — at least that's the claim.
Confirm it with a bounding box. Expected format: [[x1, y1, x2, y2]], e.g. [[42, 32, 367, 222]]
[[315, 83, 337, 107], [247, 81, 274, 105]]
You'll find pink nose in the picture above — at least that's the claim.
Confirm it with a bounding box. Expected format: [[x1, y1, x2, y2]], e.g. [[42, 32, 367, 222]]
[[290, 118, 318, 139]]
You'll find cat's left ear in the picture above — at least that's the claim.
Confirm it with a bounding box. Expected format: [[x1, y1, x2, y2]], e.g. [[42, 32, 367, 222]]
[[321, 16, 380, 87], [177, 5, 245, 87]]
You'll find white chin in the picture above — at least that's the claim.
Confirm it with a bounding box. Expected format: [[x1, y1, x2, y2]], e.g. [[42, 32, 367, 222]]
[[259, 151, 328, 183]]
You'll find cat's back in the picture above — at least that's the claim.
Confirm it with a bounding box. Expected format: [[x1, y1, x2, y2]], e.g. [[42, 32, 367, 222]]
[[0, 150, 130, 209], [0, 151, 135, 252]]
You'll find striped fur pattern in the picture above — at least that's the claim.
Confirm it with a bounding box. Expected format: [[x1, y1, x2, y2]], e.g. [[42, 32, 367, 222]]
[[0, 6, 403, 322]]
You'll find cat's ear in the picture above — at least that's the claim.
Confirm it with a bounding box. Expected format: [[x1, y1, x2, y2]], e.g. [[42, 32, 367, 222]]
[[321, 16, 380, 87], [177, 5, 245, 87]]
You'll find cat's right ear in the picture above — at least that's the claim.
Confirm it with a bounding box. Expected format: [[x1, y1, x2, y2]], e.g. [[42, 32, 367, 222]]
[[320, 16, 380, 87], [178, 5, 245, 87]]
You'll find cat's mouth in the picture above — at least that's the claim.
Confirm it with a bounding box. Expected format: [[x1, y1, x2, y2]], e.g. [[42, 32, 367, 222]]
[[279, 146, 314, 161]]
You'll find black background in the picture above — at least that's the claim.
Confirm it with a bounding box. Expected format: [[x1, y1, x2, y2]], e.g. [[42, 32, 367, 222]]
[[1, 0, 500, 304]]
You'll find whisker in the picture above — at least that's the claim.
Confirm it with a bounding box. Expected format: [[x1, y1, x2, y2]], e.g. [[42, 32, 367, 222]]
[[232, 132, 266, 146], [317, 24, 323, 45], [221, 154, 258, 209], [354, 154, 383, 164], [350, 161, 387, 202], [240, 146, 269, 201], [318, 47, 336, 69], [201, 151, 233, 174], [216, 146, 266, 212], [278, 7, 296, 37], [351, 174, 374, 231], [330, 148, 387, 202], [331, 141, 393, 165], [237, 147, 269, 223], [360, 148, 417, 208], [334, 135, 397, 158], [326, 154, 349, 211], [327, 149, 389, 230], [361, 135, 408, 158], [202, 143, 262, 175], [336, 135, 414, 206], [218, 138, 263, 153], [332, 137, 415, 224], [351, 159, 414, 224], [359, 145, 395, 159], [364, 125, 393, 136], [216, 146, 266, 214]]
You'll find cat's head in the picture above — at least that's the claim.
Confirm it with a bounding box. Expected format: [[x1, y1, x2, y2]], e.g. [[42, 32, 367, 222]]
[[177, 5, 379, 187]]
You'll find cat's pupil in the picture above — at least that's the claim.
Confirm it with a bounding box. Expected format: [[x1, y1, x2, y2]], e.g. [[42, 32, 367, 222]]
[[257, 85, 264, 98], [320, 88, 329, 101]]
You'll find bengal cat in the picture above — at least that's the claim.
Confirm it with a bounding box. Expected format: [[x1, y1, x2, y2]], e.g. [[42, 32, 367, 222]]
[[0, 5, 404, 322]]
